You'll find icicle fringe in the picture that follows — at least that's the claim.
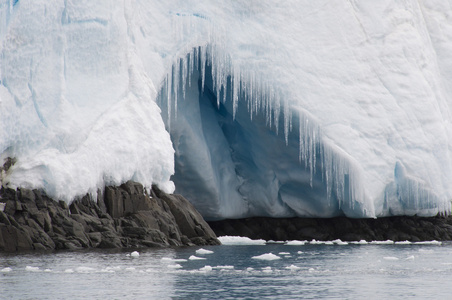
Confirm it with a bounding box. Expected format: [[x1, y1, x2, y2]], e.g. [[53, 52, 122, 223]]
[[155, 12, 451, 218]]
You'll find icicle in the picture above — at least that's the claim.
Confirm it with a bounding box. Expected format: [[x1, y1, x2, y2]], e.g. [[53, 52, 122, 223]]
[[200, 46, 206, 93], [188, 51, 193, 87], [299, 113, 303, 163], [166, 73, 171, 129], [181, 55, 187, 100], [173, 59, 180, 118], [283, 98, 290, 145], [232, 67, 239, 119], [222, 76, 227, 104]]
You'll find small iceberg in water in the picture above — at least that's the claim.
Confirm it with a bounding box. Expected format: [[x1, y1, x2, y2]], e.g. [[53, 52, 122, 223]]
[[189, 255, 206, 260], [199, 265, 213, 272], [218, 236, 266, 245], [285, 265, 301, 271], [285, 240, 307, 246], [252, 253, 281, 261], [196, 248, 214, 255]]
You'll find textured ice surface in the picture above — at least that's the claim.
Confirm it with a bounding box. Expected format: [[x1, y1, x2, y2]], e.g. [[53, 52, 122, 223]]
[[1, 1, 452, 218]]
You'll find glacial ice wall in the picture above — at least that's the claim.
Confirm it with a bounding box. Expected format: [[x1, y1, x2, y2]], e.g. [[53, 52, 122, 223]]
[[1, 0, 452, 218]]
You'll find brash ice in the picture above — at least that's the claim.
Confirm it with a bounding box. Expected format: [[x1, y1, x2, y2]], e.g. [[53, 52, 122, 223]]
[[1, 1, 452, 219]]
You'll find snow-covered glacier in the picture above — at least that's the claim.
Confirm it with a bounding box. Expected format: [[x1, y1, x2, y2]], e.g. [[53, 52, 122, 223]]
[[1, 0, 452, 220]]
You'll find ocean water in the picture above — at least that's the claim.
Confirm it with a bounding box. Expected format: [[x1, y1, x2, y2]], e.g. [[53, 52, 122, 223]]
[[1, 238, 451, 299]]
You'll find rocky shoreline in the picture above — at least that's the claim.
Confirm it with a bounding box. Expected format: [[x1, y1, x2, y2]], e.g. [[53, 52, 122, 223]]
[[0, 181, 219, 252], [209, 215, 452, 242], [2, 179, 452, 253]]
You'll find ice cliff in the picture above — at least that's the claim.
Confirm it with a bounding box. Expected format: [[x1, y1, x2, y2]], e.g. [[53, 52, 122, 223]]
[[1, 0, 452, 220]]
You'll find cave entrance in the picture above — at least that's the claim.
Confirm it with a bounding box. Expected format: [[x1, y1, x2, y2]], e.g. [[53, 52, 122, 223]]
[[157, 50, 340, 221]]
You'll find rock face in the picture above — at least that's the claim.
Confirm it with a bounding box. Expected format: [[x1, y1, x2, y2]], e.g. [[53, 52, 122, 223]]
[[0, 181, 219, 252], [209, 216, 452, 242]]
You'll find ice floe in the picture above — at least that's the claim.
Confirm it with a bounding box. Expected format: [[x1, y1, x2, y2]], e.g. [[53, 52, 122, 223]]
[[196, 248, 214, 255], [285, 265, 301, 271], [218, 236, 266, 245], [252, 253, 281, 260], [189, 255, 206, 260], [285, 240, 307, 246], [199, 265, 213, 272]]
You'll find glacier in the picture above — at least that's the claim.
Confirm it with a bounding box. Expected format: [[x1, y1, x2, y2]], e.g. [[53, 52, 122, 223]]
[[1, 0, 452, 220]]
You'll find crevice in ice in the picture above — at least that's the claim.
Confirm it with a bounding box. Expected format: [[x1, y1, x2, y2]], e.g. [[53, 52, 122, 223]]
[[157, 46, 372, 220]]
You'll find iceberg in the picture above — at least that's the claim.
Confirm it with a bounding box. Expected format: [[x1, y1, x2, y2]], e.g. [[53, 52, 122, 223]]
[[1, 1, 452, 220]]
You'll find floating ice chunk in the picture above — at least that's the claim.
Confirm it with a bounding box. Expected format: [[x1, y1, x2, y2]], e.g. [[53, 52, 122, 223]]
[[370, 240, 394, 245], [279, 252, 290, 255], [196, 248, 214, 255], [297, 251, 304, 254], [324, 241, 334, 245], [199, 265, 212, 272], [44, 269, 52, 272], [308, 268, 315, 272], [395, 241, 411, 245], [25, 266, 40, 272], [161, 257, 188, 262], [189, 255, 206, 260], [262, 266, 273, 273], [168, 264, 183, 269], [252, 253, 281, 260], [406, 255, 415, 260], [285, 265, 300, 271], [130, 251, 140, 257], [383, 257, 399, 261], [246, 267, 254, 272], [310, 240, 326, 245], [414, 241, 442, 245], [285, 240, 307, 246], [351, 240, 368, 245], [218, 236, 266, 245], [1, 267, 12, 272], [332, 239, 348, 245], [64, 269, 74, 273]]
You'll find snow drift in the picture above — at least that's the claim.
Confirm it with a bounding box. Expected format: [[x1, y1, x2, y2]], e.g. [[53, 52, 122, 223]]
[[1, 0, 452, 219]]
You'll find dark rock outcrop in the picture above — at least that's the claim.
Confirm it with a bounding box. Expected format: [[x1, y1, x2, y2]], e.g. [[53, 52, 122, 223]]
[[209, 215, 452, 242], [0, 181, 219, 252]]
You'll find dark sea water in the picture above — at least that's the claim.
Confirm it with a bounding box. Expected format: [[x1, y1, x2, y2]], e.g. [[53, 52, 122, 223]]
[[1, 238, 451, 299]]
